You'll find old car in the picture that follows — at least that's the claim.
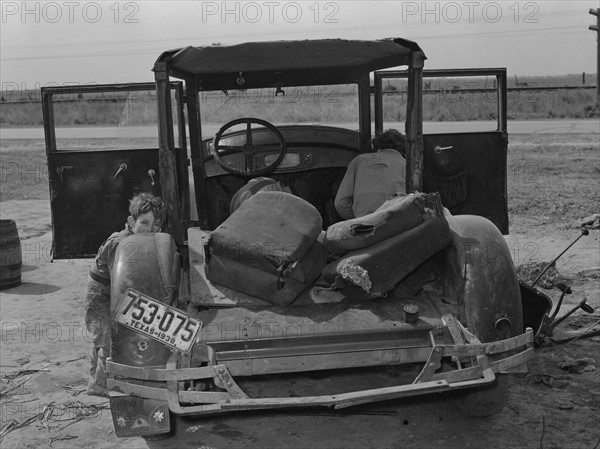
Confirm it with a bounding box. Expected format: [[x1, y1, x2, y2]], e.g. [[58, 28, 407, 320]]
[[42, 38, 542, 437]]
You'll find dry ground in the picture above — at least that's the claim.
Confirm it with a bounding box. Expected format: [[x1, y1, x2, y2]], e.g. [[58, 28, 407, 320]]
[[0, 131, 599, 449]]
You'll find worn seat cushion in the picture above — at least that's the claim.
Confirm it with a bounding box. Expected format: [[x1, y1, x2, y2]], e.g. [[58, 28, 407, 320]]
[[208, 190, 323, 271], [324, 192, 445, 255], [322, 213, 451, 299], [206, 191, 326, 305]]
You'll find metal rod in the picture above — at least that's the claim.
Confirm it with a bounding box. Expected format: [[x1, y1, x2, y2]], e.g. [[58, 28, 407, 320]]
[[531, 228, 589, 288], [549, 290, 569, 321], [549, 299, 592, 332]]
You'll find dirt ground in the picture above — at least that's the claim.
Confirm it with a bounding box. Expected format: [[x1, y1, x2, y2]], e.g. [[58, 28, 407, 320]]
[[1, 193, 599, 447]]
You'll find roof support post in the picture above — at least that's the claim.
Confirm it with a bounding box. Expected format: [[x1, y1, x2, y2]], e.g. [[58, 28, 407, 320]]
[[173, 83, 190, 232], [358, 74, 372, 151], [186, 78, 210, 229], [155, 62, 184, 245], [373, 72, 383, 135], [405, 51, 425, 193]]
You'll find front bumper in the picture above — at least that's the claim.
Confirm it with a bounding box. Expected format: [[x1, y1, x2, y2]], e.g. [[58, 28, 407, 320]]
[[106, 315, 534, 435]]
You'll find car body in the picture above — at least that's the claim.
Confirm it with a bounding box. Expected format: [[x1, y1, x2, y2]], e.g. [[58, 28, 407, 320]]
[[42, 38, 543, 438]]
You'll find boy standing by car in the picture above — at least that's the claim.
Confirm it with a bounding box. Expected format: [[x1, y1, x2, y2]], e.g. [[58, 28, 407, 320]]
[[85, 192, 166, 396], [334, 129, 407, 219]]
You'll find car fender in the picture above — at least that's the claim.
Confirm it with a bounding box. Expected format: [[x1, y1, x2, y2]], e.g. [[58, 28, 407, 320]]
[[110, 232, 181, 367], [442, 214, 523, 343]]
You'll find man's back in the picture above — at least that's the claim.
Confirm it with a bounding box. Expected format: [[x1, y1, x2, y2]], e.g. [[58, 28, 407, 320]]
[[334, 148, 406, 219]]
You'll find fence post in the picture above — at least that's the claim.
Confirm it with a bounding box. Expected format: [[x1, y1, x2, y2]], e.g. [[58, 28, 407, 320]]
[[589, 8, 599, 103]]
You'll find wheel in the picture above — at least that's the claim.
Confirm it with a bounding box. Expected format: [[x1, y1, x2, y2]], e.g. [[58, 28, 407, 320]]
[[212, 117, 286, 176]]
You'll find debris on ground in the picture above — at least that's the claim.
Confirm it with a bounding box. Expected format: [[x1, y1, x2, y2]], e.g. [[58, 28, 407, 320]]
[[2, 368, 49, 382], [577, 267, 600, 278], [50, 356, 86, 367], [0, 375, 33, 397], [1, 366, 52, 398], [0, 399, 109, 443], [54, 384, 86, 397], [48, 435, 78, 447], [516, 262, 571, 289], [557, 357, 597, 374], [532, 373, 555, 387], [576, 213, 600, 230], [558, 403, 574, 410]]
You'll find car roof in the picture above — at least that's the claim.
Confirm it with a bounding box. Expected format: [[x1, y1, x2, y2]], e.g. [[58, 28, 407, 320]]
[[153, 38, 426, 91]]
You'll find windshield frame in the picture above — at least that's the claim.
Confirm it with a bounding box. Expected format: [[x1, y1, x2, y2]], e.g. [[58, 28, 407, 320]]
[[152, 38, 425, 237]]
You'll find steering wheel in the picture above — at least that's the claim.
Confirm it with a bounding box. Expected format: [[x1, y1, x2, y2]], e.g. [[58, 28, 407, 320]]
[[212, 118, 287, 176]]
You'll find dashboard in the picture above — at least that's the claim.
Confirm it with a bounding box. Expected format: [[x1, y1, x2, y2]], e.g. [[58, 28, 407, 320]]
[[200, 125, 362, 177]]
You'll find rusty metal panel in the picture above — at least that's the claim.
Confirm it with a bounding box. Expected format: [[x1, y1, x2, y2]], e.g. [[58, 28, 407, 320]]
[[48, 150, 161, 258], [423, 132, 508, 234], [109, 395, 170, 437]]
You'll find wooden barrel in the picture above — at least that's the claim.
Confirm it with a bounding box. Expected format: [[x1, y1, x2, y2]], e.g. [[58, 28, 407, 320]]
[[0, 219, 22, 289]]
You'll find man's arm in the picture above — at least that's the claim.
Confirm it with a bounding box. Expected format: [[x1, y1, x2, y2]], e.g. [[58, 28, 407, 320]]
[[334, 158, 358, 220]]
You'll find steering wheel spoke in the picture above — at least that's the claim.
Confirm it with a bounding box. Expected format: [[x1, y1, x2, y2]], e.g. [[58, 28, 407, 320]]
[[212, 118, 287, 177], [244, 153, 255, 173], [245, 121, 253, 145], [215, 144, 244, 153]]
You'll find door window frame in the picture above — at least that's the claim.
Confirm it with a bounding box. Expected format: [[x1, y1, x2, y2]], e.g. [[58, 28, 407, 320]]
[[374, 68, 507, 134], [42, 82, 186, 155]]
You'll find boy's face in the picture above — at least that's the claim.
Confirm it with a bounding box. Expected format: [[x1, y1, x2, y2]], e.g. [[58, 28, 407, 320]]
[[127, 211, 162, 234]]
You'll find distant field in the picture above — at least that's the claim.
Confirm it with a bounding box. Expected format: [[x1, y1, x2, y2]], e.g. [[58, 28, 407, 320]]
[[506, 133, 600, 230], [1, 74, 597, 127]]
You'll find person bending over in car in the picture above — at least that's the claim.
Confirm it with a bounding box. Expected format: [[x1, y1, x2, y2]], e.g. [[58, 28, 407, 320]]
[[84, 192, 166, 397], [229, 176, 292, 214], [334, 129, 407, 219]]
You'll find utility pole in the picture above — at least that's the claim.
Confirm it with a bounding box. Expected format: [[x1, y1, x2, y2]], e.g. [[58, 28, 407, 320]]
[[590, 8, 599, 103]]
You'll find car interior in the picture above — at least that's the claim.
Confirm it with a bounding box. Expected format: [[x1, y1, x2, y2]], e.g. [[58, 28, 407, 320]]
[[200, 124, 369, 229]]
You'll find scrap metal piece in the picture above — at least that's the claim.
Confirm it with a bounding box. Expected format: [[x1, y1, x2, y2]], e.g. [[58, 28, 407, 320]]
[[213, 365, 248, 399], [413, 345, 444, 383]]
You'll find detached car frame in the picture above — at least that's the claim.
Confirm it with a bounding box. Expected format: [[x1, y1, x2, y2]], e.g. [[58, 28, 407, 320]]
[[42, 38, 544, 438]]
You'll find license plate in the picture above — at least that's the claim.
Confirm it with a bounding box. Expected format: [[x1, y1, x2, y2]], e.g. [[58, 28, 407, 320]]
[[113, 288, 202, 353]]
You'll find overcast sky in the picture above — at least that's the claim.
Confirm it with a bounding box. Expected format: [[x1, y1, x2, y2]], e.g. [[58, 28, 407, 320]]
[[1, 1, 598, 88]]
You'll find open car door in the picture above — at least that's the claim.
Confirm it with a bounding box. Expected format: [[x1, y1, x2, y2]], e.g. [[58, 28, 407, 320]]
[[42, 82, 188, 259], [374, 68, 509, 234]]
